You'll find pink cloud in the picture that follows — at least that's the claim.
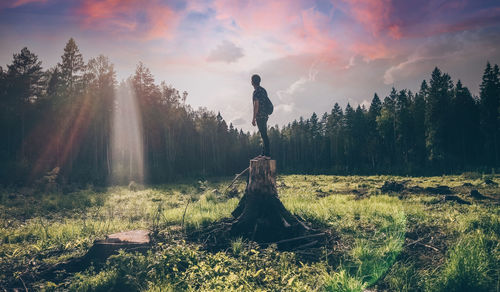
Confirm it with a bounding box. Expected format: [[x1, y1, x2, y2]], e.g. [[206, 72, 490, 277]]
[[214, 0, 303, 34], [339, 0, 500, 40], [296, 8, 337, 54], [76, 0, 180, 40], [10, 0, 48, 8], [351, 41, 392, 61], [70, 0, 499, 68], [388, 24, 402, 39], [343, 0, 392, 37], [431, 7, 500, 35], [213, 0, 340, 57]]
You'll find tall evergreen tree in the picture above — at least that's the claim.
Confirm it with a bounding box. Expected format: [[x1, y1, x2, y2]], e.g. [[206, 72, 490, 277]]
[[377, 88, 397, 167], [4, 47, 44, 160], [452, 80, 479, 167], [395, 89, 412, 165], [366, 93, 382, 168], [479, 62, 500, 166], [425, 67, 453, 167], [59, 38, 85, 97], [410, 83, 427, 169]]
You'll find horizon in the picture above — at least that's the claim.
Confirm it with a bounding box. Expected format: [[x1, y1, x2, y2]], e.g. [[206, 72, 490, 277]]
[[1, 0, 500, 132]]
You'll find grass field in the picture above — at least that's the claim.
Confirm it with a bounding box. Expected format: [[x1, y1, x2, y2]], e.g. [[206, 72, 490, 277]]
[[1, 174, 499, 291]]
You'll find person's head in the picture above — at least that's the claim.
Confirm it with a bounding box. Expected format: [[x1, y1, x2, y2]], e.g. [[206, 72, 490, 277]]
[[251, 74, 261, 87]]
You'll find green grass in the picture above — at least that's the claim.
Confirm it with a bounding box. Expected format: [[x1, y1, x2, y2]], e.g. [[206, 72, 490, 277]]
[[0, 174, 499, 291]]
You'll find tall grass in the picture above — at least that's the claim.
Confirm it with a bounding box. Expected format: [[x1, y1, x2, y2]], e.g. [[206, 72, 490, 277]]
[[1, 174, 498, 291], [431, 231, 495, 292]]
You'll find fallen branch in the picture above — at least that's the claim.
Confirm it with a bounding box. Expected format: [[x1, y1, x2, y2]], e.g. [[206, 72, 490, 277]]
[[416, 241, 440, 252], [19, 275, 28, 292], [294, 240, 318, 250], [224, 167, 249, 194], [405, 236, 427, 247], [264, 233, 326, 246]]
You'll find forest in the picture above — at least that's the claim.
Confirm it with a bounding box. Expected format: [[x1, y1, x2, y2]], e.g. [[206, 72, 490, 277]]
[[1, 38, 499, 292], [1, 38, 499, 187]]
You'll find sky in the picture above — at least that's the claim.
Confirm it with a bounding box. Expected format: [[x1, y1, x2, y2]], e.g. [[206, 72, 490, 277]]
[[1, 0, 500, 132]]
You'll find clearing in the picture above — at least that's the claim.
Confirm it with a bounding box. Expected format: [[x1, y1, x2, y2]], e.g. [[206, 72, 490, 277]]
[[0, 174, 499, 291]]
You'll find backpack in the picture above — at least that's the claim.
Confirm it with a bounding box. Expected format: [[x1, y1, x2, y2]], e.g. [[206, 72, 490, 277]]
[[262, 94, 274, 115]]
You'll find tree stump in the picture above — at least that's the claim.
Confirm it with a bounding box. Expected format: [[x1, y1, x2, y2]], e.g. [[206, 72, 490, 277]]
[[84, 230, 151, 261], [230, 158, 310, 243], [39, 230, 151, 279]]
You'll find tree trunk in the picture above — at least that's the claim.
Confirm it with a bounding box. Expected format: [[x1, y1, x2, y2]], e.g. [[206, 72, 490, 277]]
[[230, 158, 309, 243]]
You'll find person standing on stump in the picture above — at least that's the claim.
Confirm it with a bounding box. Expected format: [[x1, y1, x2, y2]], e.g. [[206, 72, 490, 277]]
[[251, 74, 273, 159]]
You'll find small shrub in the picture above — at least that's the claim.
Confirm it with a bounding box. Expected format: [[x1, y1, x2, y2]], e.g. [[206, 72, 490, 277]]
[[324, 269, 366, 292], [69, 268, 119, 292], [231, 237, 243, 255]]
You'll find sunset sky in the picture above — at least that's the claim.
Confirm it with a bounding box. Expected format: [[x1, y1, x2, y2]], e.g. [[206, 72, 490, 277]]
[[1, 0, 500, 131]]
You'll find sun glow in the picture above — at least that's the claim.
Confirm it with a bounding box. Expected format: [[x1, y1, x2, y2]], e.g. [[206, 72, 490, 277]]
[[111, 81, 145, 184]]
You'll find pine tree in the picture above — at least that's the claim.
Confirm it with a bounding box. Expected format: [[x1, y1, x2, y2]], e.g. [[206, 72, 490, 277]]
[[377, 88, 397, 167], [410, 82, 427, 168], [395, 89, 411, 165], [366, 93, 382, 168], [133, 62, 160, 106], [5, 47, 44, 158], [452, 80, 479, 167], [344, 103, 355, 170], [59, 38, 85, 97], [479, 62, 500, 165], [85, 55, 116, 182], [425, 67, 453, 167], [6, 47, 44, 104], [369, 93, 382, 120], [326, 103, 344, 170]]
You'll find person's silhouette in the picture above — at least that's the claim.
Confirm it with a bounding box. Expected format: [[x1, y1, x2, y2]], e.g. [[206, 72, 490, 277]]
[[251, 74, 270, 159]]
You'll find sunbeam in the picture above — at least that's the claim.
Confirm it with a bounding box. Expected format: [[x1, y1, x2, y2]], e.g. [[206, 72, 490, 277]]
[[111, 80, 145, 184]]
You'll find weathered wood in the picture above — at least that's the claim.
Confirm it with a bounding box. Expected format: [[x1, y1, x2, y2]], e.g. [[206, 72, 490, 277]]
[[85, 230, 151, 261], [230, 158, 310, 243], [39, 230, 151, 279], [223, 167, 249, 194], [247, 159, 276, 193]]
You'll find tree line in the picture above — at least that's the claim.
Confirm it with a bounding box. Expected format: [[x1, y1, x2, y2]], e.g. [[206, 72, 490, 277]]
[[268, 64, 500, 175], [0, 38, 498, 186], [0, 38, 256, 186]]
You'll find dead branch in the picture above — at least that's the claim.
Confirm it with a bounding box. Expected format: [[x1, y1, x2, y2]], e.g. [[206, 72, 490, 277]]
[[224, 167, 249, 194], [264, 233, 326, 246]]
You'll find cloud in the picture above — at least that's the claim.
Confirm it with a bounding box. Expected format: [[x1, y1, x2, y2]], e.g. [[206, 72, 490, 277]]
[[207, 40, 244, 63], [336, 0, 500, 40], [0, 0, 48, 9], [276, 60, 319, 108], [2, 0, 500, 133], [10, 0, 48, 8], [341, 0, 392, 37], [383, 29, 500, 85], [212, 0, 338, 57], [230, 117, 246, 126], [75, 0, 180, 40]]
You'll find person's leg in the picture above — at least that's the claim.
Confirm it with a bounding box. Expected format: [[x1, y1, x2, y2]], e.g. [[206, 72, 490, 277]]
[[257, 116, 270, 157]]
